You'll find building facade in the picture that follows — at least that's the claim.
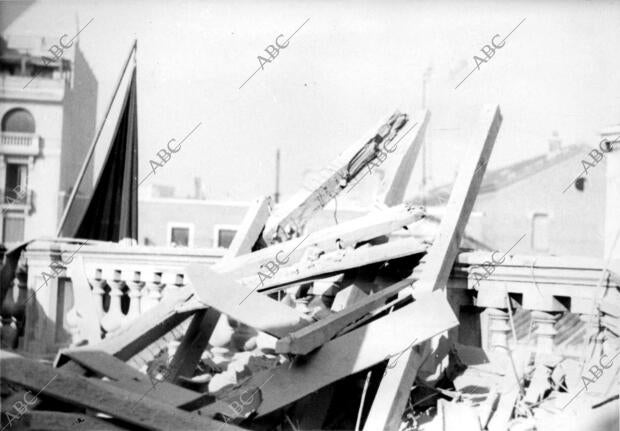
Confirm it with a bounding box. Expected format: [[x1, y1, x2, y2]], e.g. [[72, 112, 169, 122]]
[[0, 34, 97, 245], [423, 140, 608, 257]]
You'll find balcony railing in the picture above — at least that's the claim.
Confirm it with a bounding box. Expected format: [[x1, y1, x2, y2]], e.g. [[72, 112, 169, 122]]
[[0, 239, 226, 359], [0, 188, 33, 215], [0, 132, 41, 156]]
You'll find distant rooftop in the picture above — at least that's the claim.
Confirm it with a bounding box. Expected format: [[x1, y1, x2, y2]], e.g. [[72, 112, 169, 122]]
[[0, 34, 73, 82], [416, 142, 588, 205]]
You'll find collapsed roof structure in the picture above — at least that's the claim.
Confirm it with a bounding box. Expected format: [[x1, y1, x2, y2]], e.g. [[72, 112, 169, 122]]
[[1, 105, 619, 431]]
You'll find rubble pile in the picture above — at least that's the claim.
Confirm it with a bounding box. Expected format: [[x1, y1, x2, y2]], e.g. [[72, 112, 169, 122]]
[[1, 105, 619, 430]]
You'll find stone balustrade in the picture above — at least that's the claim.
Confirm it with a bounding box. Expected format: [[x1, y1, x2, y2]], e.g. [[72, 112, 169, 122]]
[[0, 238, 225, 358], [450, 251, 620, 359], [1, 238, 618, 362]]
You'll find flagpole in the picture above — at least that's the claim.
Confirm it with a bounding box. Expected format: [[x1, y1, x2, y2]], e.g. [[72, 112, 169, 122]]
[[56, 40, 137, 236]]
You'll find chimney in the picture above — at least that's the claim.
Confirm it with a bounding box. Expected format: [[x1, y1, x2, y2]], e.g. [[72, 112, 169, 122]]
[[193, 177, 205, 200]]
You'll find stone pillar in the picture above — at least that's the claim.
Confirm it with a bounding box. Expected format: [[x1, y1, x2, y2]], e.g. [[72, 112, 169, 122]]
[[100, 270, 125, 335], [126, 271, 144, 321], [142, 272, 163, 312], [531, 310, 559, 355], [487, 308, 511, 353], [89, 268, 107, 320]]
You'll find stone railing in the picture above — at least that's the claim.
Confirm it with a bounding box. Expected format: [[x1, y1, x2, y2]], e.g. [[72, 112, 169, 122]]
[[2, 238, 618, 361], [0, 238, 225, 358], [449, 252, 620, 359], [0, 132, 41, 156]]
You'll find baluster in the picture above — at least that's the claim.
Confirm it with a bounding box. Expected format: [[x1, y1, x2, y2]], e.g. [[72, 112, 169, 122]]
[[142, 272, 163, 311], [160, 272, 177, 301], [89, 268, 107, 319], [100, 269, 125, 335], [0, 259, 28, 349], [126, 271, 144, 321], [487, 308, 511, 353], [531, 310, 559, 356]]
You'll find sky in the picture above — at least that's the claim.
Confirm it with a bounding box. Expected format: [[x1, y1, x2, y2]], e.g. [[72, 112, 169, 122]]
[[2, 0, 620, 202]]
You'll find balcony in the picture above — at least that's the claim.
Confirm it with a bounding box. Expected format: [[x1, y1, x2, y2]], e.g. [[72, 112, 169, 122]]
[[0, 132, 41, 156], [1, 188, 33, 215]]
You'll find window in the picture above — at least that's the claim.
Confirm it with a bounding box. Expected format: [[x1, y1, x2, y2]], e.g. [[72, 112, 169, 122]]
[[4, 163, 28, 204], [167, 223, 194, 247], [531, 213, 550, 251], [214, 224, 238, 248], [1, 108, 35, 133]]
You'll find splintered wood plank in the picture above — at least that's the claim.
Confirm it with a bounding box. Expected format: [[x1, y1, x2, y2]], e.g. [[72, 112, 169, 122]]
[[414, 105, 502, 295], [276, 277, 417, 355], [377, 110, 430, 207], [12, 411, 126, 431], [187, 263, 312, 338], [364, 105, 503, 431], [216, 201, 425, 279], [200, 290, 457, 417], [246, 236, 427, 293], [55, 350, 201, 407], [0, 351, 243, 431], [362, 340, 430, 431], [57, 287, 197, 362], [57, 350, 150, 381], [263, 112, 410, 241], [226, 196, 271, 258], [487, 388, 518, 431], [166, 307, 220, 383]]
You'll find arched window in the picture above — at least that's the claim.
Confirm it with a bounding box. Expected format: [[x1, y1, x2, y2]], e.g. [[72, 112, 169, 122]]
[[1, 108, 35, 133]]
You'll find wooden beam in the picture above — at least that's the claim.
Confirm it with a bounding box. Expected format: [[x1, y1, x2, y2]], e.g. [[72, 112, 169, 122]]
[[199, 290, 457, 417], [377, 110, 430, 207], [245, 236, 427, 293], [364, 105, 502, 430], [362, 341, 430, 431], [263, 111, 411, 242], [216, 201, 425, 279], [56, 286, 196, 362], [54, 350, 202, 407], [414, 105, 502, 295], [12, 411, 126, 431], [226, 196, 271, 258], [276, 277, 417, 355], [165, 307, 220, 383], [0, 351, 243, 431], [187, 263, 312, 338]]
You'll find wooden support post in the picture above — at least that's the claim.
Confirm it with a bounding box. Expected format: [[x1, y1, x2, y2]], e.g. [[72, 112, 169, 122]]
[[54, 350, 204, 407], [362, 341, 430, 431], [165, 307, 220, 383], [226, 196, 271, 258], [248, 236, 427, 294], [216, 201, 425, 279], [377, 110, 430, 207], [198, 290, 458, 417], [276, 277, 417, 355], [263, 112, 411, 242], [187, 263, 312, 338], [363, 105, 502, 430]]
